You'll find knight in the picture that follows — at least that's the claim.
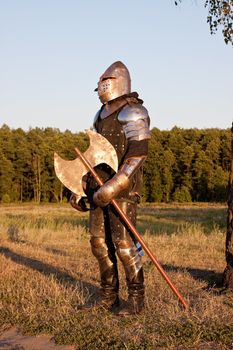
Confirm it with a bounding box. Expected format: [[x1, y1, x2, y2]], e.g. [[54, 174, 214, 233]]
[[70, 61, 151, 315]]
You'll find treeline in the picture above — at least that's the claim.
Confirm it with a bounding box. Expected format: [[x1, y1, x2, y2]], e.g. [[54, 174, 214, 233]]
[[0, 124, 231, 203]]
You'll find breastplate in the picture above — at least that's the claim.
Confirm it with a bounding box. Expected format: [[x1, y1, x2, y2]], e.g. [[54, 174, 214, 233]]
[[96, 111, 127, 166]]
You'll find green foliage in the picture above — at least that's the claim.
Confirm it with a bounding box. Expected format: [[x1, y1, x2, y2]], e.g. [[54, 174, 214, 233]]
[[144, 127, 231, 203], [205, 0, 233, 45], [175, 0, 233, 45], [0, 125, 231, 203], [0, 125, 89, 204], [1, 193, 11, 203], [173, 185, 192, 202]]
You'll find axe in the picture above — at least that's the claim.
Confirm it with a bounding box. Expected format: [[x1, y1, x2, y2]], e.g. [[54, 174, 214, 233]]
[[54, 129, 188, 309]]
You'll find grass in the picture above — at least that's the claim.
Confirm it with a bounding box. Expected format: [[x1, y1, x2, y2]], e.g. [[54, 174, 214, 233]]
[[0, 202, 232, 349]]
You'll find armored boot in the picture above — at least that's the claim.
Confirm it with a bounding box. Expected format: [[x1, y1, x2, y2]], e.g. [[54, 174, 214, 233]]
[[96, 285, 119, 310], [79, 258, 119, 311], [80, 237, 119, 311], [94, 243, 120, 310], [79, 277, 119, 311], [108, 201, 145, 316], [117, 267, 144, 316], [90, 236, 119, 310], [114, 235, 145, 316]]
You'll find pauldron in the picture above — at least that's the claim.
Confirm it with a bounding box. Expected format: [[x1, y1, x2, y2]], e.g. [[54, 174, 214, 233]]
[[118, 104, 151, 141]]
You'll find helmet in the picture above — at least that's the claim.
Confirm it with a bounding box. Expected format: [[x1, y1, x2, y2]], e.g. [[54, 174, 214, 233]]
[[95, 61, 131, 104]]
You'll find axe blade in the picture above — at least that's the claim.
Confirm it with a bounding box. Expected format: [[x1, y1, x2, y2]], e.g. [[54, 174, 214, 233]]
[[54, 129, 118, 196]]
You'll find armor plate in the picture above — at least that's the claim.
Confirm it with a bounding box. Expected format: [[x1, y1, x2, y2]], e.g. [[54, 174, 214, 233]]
[[118, 104, 151, 141]]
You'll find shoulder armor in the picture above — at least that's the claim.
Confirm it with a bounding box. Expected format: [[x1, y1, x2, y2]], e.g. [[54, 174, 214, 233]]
[[118, 104, 149, 124], [93, 109, 101, 130], [118, 104, 151, 141]]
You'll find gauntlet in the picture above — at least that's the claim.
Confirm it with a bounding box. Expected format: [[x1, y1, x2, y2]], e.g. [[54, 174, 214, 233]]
[[93, 156, 145, 207], [69, 193, 89, 212]]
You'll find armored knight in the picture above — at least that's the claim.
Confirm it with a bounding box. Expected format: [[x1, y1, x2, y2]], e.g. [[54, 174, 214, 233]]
[[70, 61, 151, 315]]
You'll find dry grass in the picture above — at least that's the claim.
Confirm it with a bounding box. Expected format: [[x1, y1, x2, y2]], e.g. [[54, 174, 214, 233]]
[[0, 203, 232, 349]]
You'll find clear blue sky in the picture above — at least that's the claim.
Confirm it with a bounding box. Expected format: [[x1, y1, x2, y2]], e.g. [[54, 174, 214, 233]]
[[0, 0, 232, 132]]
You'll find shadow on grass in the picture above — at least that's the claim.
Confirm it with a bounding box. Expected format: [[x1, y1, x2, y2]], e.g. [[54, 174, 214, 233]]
[[0, 246, 99, 297], [144, 260, 223, 289], [165, 263, 223, 289]]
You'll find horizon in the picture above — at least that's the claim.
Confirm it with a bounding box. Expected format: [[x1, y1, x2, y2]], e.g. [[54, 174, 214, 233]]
[[0, 122, 231, 133]]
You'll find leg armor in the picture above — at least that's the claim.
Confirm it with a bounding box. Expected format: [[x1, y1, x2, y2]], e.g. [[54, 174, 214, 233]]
[[89, 206, 119, 307], [108, 201, 144, 314]]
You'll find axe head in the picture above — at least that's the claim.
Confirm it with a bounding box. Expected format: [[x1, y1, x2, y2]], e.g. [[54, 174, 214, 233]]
[[54, 129, 118, 196]]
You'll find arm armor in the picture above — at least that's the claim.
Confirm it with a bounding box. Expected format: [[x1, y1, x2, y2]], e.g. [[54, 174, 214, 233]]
[[93, 156, 146, 207], [118, 104, 151, 141]]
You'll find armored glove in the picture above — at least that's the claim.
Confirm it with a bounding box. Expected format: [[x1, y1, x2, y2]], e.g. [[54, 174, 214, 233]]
[[93, 157, 145, 207], [69, 193, 89, 212]]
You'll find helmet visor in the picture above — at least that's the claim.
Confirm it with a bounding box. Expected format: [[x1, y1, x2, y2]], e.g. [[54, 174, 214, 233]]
[[97, 77, 117, 103]]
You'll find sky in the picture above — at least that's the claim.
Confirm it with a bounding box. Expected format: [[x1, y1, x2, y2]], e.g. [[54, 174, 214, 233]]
[[0, 0, 232, 133]]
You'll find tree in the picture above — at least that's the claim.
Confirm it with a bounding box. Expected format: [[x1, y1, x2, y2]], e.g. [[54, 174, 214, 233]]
[[0, 125, 231, 204], [12, 128, 31, 202], [160, 149, 176, 202], [223, 122, 233, 289], [175, 0, 233, 45], [0, 150, 14, 201], [143, 129, 164, 202], [173, 185, 192, 202], [0, 125, 14, 201]]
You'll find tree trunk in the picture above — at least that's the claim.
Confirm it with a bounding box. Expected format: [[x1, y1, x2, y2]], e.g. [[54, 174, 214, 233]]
[[20, 177, 23, 202], [32, 154, 41, 203], [223, 122, 233, 289]]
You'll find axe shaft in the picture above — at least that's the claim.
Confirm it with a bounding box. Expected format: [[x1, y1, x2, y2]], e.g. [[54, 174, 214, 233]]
[[74, 147, 189, 310]]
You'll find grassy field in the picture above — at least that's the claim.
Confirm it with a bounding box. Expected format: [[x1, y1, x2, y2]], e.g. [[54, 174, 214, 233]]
[[0, 203, 232, 349]]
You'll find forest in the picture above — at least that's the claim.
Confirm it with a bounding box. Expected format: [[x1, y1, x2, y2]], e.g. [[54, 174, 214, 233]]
[[0, 124, 231, 204]]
